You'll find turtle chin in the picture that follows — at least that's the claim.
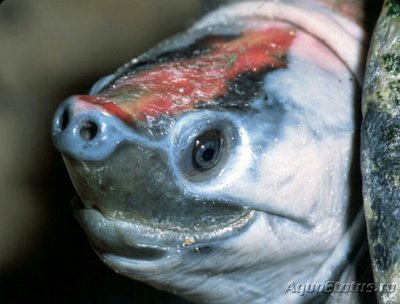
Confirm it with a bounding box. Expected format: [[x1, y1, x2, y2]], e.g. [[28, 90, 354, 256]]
[[72, 196, 256, 264]]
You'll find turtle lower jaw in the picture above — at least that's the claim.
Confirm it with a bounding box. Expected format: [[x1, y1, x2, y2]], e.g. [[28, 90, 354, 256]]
[[72, 197, 256, 261]]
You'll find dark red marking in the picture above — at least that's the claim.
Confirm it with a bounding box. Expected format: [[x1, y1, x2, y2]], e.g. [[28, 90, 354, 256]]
[[78, 26, 296, 122]]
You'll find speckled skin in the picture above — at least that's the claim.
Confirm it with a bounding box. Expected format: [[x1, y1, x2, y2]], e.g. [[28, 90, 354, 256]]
[[361, 1, 400, 303]]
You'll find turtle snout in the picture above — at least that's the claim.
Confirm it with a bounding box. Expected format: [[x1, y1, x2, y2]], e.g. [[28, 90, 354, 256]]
[[52, 96, 123, 161]]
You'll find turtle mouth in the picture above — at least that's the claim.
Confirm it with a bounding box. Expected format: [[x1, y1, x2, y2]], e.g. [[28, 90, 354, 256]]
[[72, 197, 256, 261]]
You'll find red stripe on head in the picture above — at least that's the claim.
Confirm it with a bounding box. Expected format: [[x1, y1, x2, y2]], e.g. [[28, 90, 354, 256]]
[[81, 26, 296, 123]]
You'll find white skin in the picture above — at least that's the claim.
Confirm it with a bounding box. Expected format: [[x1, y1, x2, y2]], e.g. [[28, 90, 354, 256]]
[[65, 1, 366, 303]]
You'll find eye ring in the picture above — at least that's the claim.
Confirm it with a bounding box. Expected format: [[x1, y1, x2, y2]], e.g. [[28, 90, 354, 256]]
[[172, 113, 240, 183], [192, 129, 224, 171]]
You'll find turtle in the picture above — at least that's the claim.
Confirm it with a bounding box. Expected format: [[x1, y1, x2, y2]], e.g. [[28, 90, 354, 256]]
[[51, 0, 399, 303]]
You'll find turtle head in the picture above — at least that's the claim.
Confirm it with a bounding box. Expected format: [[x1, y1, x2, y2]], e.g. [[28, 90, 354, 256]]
[[52, 11, 362, 303]]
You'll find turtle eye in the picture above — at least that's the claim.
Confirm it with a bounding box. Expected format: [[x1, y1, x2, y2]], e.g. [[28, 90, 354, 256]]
[[173, 116, 238, 183], [192, 129, 224, 171]]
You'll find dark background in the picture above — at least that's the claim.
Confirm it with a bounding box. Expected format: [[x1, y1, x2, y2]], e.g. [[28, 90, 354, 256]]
[[0, 1, 199, 303]]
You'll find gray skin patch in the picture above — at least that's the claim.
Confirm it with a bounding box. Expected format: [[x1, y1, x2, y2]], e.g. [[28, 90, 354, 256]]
[[361, 0, 400, 303]]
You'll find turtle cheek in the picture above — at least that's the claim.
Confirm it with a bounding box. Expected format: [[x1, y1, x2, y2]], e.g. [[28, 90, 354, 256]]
[[62, 142, 178, 223]]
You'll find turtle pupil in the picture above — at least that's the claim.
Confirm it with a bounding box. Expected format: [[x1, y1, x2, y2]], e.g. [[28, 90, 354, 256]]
[[202, 148, 215, 162]]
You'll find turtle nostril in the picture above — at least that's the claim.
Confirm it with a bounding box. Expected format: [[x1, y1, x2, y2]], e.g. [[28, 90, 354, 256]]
[[80, 121, 98, 141], [60, 110, 70, 131]]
